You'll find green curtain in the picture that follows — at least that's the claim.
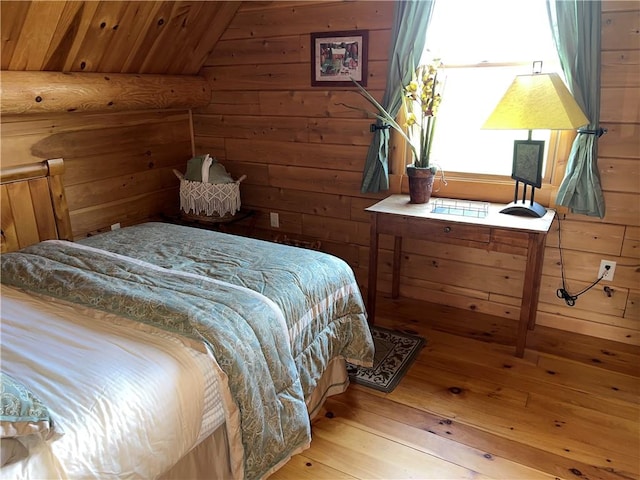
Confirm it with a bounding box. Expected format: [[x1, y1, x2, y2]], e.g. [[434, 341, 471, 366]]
[[547, 0, 605, 217], [360, 0, 436, 193]]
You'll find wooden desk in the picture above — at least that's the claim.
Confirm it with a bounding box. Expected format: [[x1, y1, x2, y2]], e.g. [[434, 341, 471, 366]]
[[366, 195, 555, 357]]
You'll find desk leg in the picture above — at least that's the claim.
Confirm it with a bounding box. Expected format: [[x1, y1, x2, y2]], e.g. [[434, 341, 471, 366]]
[[392, 236, 402, 299], [516, 233, 546, 357], [367, 214, 379, 325]]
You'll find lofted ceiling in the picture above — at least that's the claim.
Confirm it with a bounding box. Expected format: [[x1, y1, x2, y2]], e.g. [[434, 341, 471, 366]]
[[1, 1, 242, 75]]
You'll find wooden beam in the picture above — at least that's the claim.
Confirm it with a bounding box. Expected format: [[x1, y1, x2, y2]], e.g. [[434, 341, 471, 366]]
[[0, 71, 211, 114]]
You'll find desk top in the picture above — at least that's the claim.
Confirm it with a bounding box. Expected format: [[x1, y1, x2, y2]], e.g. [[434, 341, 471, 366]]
[[366, 195, 555, 234]]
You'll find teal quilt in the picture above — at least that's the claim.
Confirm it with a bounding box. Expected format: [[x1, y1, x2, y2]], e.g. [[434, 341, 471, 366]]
[[79, 223, 374, 400], [1, 241, 309, 480], [1, 224, 374, 480]]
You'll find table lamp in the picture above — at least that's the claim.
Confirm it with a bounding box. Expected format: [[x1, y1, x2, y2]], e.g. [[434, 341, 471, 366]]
[[483, 64, 589, 217]]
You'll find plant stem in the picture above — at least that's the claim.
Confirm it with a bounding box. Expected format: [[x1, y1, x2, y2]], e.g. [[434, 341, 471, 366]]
[[426, 115, 436, 165]]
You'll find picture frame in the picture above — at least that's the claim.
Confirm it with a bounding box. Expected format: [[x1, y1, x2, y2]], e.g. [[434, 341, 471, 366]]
[[310, 30, 368, 87], [511, 140, 544, 188]]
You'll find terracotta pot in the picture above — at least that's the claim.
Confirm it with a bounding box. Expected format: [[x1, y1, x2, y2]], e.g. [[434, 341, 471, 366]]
[[406, 165, 435, 204]]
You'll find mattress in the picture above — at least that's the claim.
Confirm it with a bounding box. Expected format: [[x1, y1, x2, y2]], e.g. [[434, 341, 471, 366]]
[[1, 285, 224, 479]]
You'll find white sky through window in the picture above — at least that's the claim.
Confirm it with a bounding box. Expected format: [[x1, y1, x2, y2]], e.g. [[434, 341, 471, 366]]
[[421, 0, 562, 176], [424, 0, 558, 65]]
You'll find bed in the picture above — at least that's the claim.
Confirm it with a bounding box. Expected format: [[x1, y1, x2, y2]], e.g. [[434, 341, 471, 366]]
[[0, 158, 374, 479]]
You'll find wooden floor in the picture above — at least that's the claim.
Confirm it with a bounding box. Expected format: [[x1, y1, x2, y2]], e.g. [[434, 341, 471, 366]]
[[271, 295, 640, 480]]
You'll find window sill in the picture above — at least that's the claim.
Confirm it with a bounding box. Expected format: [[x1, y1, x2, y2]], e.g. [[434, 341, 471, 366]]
[[398, 174, 556, 207]]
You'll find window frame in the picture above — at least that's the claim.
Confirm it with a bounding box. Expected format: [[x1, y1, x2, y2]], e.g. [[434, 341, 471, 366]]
[[387, 59, 575, 207], [390, 125, 576, 207], [387, 0, 571, 207]]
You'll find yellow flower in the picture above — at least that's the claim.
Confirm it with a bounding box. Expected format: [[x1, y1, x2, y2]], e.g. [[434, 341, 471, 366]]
[[402, 57, 444, 168], [340, 55, 444, 170]]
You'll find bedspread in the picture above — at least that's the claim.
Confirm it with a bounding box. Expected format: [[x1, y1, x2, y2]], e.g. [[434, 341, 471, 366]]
[[1, 241, 310, 480], [1, 285, 220, 479], [79, 223, 375, 402]]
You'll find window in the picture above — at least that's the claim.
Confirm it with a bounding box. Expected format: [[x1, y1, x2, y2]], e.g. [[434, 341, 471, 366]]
[[423, 0, 561, 179]]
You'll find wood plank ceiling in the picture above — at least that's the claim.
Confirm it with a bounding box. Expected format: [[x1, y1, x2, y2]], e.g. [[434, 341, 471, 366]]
[[1, 1, 242, 74]]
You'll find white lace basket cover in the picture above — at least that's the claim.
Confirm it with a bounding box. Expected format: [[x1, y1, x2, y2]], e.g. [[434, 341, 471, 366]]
[[173, 169, 246, 219]]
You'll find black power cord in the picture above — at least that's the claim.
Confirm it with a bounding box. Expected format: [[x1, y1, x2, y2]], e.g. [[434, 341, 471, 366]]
[[555, 215, 609, 306]]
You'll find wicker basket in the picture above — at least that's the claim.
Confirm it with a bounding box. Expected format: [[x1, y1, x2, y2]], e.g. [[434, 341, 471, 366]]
[[173, 169, 246, 223]]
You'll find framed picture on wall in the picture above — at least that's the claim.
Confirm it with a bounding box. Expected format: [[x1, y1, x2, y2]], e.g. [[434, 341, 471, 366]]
[[512, 140, 544, 188], [310, 30, 368, 87]]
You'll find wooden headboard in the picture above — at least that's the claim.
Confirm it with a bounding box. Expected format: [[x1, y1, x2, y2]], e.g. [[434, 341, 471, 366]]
[[1, 158, 73, 253]]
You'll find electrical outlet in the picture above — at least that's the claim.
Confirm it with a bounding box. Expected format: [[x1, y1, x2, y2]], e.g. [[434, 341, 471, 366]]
[[598, 260, 616, 281], [111, 223, 121, 230], [269, 212, 279, 228]]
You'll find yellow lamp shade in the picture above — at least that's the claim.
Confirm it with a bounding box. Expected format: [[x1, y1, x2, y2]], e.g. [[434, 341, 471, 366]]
[[482, 73, 589, 130]]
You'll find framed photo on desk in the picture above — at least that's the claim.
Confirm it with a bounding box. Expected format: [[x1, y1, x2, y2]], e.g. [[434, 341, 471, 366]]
[[512, 140, 544, 188]]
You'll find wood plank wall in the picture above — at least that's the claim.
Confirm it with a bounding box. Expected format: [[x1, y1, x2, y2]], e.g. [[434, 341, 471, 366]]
[[0, 109, 191, 236], [194, 0, 640, 345], [537, 1, 640, 344], [0, 1, 238, 236]]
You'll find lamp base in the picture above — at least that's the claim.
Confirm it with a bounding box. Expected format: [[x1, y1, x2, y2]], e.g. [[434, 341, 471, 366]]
[[500, 200, 547, 218]]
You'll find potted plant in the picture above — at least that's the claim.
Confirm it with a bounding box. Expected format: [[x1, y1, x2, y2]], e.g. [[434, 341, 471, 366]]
[[344, 57, 444, 203]]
